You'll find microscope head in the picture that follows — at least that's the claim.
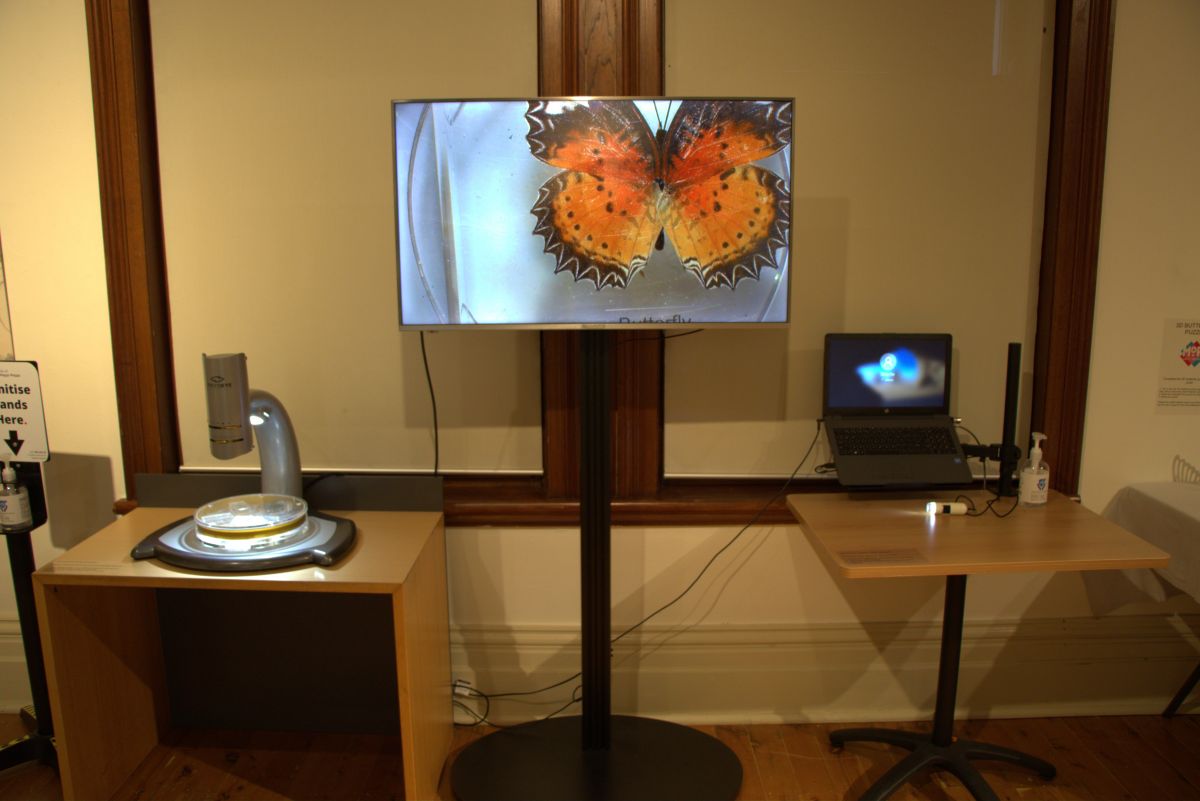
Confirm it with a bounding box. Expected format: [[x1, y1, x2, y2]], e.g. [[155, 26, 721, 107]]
[[203, 353, 253, 460], [201, 352, 302, 498]]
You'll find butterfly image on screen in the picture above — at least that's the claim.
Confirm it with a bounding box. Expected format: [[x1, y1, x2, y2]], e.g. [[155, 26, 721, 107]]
[[525, 99, 792, 290]]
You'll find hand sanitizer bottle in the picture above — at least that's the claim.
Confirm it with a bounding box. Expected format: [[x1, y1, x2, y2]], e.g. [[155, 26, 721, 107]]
[[1019, 433, 1050, 507], [0, 463, 34, 532]]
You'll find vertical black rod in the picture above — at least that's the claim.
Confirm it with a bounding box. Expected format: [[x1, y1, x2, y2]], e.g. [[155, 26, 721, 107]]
[[5, 532, 53, 737], [579, 330, 612, 749], [997, 343, 1022, 497], [932, 575, 967, 747]]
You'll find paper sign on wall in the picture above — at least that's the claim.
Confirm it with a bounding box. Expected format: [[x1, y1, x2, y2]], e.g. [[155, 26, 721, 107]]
[[1157, 319, 1200, 414], [0, 361, 49, 461]]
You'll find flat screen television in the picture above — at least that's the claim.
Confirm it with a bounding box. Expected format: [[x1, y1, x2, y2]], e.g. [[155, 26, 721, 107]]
[[393, 97, 794, 329]]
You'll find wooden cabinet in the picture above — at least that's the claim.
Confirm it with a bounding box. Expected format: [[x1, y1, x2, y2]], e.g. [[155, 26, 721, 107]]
[[34, 508, 451, 801]]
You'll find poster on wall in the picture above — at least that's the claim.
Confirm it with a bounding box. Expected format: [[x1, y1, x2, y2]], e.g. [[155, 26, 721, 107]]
[[1156, 318, 1200, 414]]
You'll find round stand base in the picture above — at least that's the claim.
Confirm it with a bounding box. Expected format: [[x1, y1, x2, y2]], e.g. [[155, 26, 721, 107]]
[[451, 715, 742, 801]]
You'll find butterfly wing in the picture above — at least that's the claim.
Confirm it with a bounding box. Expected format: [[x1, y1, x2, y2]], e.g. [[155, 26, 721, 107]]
[[662, 100, 792, 288], [531, 171, 661, 288], [526, 100, 661, 288], [526, 99, 659, 181], [663, 165, 790, 289]]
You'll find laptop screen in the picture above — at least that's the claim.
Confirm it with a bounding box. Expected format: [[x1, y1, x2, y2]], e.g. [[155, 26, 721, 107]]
[[823, 333, 952, 416]]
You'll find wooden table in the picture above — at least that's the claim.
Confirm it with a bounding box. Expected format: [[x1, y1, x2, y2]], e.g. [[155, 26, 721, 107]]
[[786, 490, 1169, 801], [33, 507, 451, 801]]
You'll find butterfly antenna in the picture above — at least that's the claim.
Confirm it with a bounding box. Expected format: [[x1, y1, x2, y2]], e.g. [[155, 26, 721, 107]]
[[654, 100, 673, 133]]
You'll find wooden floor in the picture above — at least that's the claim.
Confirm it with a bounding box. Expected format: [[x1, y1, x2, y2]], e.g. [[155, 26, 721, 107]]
[[0, 713, 1197, 800]]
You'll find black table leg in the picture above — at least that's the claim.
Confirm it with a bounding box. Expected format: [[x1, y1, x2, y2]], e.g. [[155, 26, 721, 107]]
[[1162, 659, 1200, 718], [828, 575, 1055, 801]]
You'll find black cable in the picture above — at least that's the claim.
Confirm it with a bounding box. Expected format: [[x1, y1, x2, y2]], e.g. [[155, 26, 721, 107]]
[[474, 670, 581, 700], [611, 420, 823, 647], [955, 492, 1019, 518], [617, 328, 705, 345], [956, 424, 1022, 511], [453, 699, 507, 729], [460, 421, 824, 719], [452, 683, 508, 728], [453, 699, 485, 726], [953, 426, 1018, 517], [419, 331, 440, 475], [663, 328, 703, 340], [543, 685, 583, 720], [956, 423, 986, 494], [457, 680, 581, 726]]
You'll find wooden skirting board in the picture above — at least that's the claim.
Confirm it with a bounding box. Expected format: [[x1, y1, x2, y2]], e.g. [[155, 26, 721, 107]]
[[449, 614, 1200, 725], [5, 613, 1197, 723]]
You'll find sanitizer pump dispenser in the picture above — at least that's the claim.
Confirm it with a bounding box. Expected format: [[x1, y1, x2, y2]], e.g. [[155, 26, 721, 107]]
[[1019, 432, 1050, 507]]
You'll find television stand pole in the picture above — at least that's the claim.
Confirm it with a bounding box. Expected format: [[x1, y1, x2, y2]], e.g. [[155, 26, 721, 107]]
[[579, 329, 613, 747], [451, 331, 741, 801]]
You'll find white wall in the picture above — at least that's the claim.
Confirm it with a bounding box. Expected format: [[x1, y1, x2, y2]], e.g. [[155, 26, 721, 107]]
[[0, 0, 124, 708], [1079, 0, 1200, 511]]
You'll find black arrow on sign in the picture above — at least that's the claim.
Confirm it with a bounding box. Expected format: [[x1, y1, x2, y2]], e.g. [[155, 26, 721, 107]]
[[5, 431, 22, 456]]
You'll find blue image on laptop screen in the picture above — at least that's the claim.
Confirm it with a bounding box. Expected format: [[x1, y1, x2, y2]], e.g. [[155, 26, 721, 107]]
[[825, 334, 950, 412]]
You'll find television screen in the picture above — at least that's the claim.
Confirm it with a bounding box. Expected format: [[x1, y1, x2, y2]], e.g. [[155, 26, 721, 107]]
[[393, 98, 793, 328]]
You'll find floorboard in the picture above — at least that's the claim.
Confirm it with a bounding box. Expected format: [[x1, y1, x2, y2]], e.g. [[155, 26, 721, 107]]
[[1065, 716, 1196, 801], [1, 713, 1197, 800]]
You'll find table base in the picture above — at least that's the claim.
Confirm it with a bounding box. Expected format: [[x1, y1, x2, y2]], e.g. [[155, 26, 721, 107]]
[[1163, 659, 1200, 717], [451, 714, 742, 801], [830, 727, 1055, 801]]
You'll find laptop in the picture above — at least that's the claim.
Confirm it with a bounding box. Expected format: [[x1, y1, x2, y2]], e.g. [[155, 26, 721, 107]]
[[823, 333, 972, 488]]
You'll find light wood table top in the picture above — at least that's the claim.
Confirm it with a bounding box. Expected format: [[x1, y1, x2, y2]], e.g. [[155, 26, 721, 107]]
[[786, 490, 1170, 579], [36, 506, 444, 593]]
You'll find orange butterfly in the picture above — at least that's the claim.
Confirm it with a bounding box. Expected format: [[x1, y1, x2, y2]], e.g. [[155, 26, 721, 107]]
[[525, 99, 791, 290]]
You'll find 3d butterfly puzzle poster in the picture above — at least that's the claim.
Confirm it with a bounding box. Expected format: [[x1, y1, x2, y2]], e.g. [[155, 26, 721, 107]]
[[394, 98, 793, 327]]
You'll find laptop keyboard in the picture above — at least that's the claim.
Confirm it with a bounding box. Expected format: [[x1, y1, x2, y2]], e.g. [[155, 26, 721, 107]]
[[833, 426, 959, 456]]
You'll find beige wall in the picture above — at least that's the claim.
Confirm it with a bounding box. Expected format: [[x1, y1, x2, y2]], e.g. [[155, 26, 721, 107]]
[[1, 0, 1196, 722], [0, 0, 124, 707], [151, 0, 542, 475], [1079, 0, 1200, 511], [449, 521, 1197, 723], [663, 0, 1051, 477]]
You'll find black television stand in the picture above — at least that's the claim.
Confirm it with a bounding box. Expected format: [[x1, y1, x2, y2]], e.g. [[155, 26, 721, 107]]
[[451, 331, 741, 800]]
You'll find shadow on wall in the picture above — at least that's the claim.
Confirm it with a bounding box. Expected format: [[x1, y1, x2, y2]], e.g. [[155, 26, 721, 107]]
[[609, 525, 777, 714], [962, 576, 1200, 717], [664, 196, 851, 426], [1174, 454, 1200, 484], [40, 452, 117, 549], [446, 530, 537, 718], [784, 530, 944, 716]]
